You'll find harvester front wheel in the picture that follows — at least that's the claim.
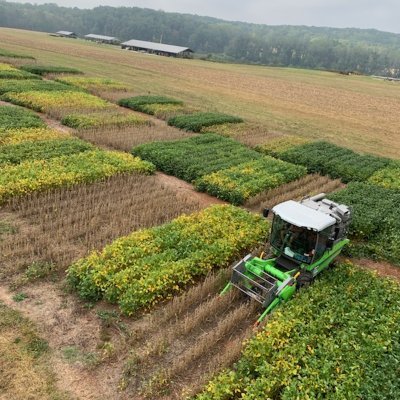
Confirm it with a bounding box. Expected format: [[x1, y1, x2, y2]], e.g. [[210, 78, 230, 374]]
[[296, 271, 313, 290]]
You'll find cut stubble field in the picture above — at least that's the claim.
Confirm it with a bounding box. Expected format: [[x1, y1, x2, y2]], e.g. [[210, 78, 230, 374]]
[[1, 28, 400, 157]]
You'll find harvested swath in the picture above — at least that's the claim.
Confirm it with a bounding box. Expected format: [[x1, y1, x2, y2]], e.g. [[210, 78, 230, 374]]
[[74, 124, 195, 152], [245, 174, 345, 212], [141, 301, 257, 399], [121, 269, 259, 399], [0, 173, 202, 280], [20, 64, 82, 75]]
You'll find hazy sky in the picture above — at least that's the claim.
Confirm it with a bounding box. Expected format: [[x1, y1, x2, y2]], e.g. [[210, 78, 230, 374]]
[[9, 0, 400, 34]]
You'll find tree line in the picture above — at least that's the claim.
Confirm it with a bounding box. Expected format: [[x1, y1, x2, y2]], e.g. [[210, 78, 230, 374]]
[[1, 1, 400, 76]]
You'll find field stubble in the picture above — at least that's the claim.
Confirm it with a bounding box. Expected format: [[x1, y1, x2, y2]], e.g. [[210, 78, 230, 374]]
[[120, 269, 260, 399], [245, 174, 345, 212], [75, 123, 195, 152], [0, 173, 202, 282]]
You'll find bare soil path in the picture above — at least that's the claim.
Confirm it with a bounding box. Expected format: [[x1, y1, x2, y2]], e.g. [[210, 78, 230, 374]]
[[354, 258, 400, 281]]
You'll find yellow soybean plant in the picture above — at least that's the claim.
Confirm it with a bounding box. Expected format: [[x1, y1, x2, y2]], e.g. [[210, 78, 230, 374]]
[[68, 205, 270, 315], [0, 150, 155, 203]]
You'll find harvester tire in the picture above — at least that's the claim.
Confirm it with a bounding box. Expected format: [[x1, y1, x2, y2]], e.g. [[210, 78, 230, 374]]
[[297, 271, 313, 290]]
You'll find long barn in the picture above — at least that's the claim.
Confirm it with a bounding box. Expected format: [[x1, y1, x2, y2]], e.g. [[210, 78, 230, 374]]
[[84, 34, 120, 45], [121, 39, 193, 58]]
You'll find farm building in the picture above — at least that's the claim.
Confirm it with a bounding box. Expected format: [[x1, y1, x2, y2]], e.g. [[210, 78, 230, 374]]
[[55, 31, 77, 38], [121, 39, 193, 58], [84, 34, 120, 45]]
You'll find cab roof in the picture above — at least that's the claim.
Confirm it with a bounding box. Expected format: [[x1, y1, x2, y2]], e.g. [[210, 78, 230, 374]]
[[272, 200, 336, 231]]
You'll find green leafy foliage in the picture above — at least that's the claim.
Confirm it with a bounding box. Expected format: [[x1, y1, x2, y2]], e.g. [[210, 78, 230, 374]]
[[20, 65, 82, 76], [0, 48, 35, 59], [330, 182, 400, 264], [0, 63, 39, 80], [0, 79, 83, 95], [119, 95, 183, 115], [369, 162, 400, 191], [132, 133, 262, 182], [278, 141, 392, 183], [67, 205, 269, 315], [0, 105, 45, 132], [195, 157, 307, 205], [196, 263, 400, 400], [0, 138, 93, 166], [119, 95, 182, 107], [168, 112, 243, 132]]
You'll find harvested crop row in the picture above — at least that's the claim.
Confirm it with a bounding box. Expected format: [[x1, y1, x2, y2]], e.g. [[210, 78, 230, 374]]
[[67, 205, 269, 315], [245, 174, 345, 211], [75, 124, 194, 151], [0, 150, 155, 203], [195, 157, 307, 205], [0, 173, 201, 279], [270, 140, 392, 183], [168, 112, 243, 132], [195, 263, 400, 399]]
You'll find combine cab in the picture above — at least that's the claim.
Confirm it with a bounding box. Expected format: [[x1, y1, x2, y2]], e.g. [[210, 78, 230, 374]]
[[222, 193, 351, 324]]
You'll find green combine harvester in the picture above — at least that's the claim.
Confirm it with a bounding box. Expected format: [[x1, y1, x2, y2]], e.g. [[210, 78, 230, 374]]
[[222, 193, 352, 325]]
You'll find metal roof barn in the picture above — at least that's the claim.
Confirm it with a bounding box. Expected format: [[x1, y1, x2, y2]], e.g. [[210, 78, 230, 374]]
[[84, 34, 120, 44], [55, 31, 77, 38], [121, 39, 193, 58]]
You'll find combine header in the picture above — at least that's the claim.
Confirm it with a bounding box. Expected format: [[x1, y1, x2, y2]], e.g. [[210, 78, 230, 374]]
[[222, 193, 351, 325]]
